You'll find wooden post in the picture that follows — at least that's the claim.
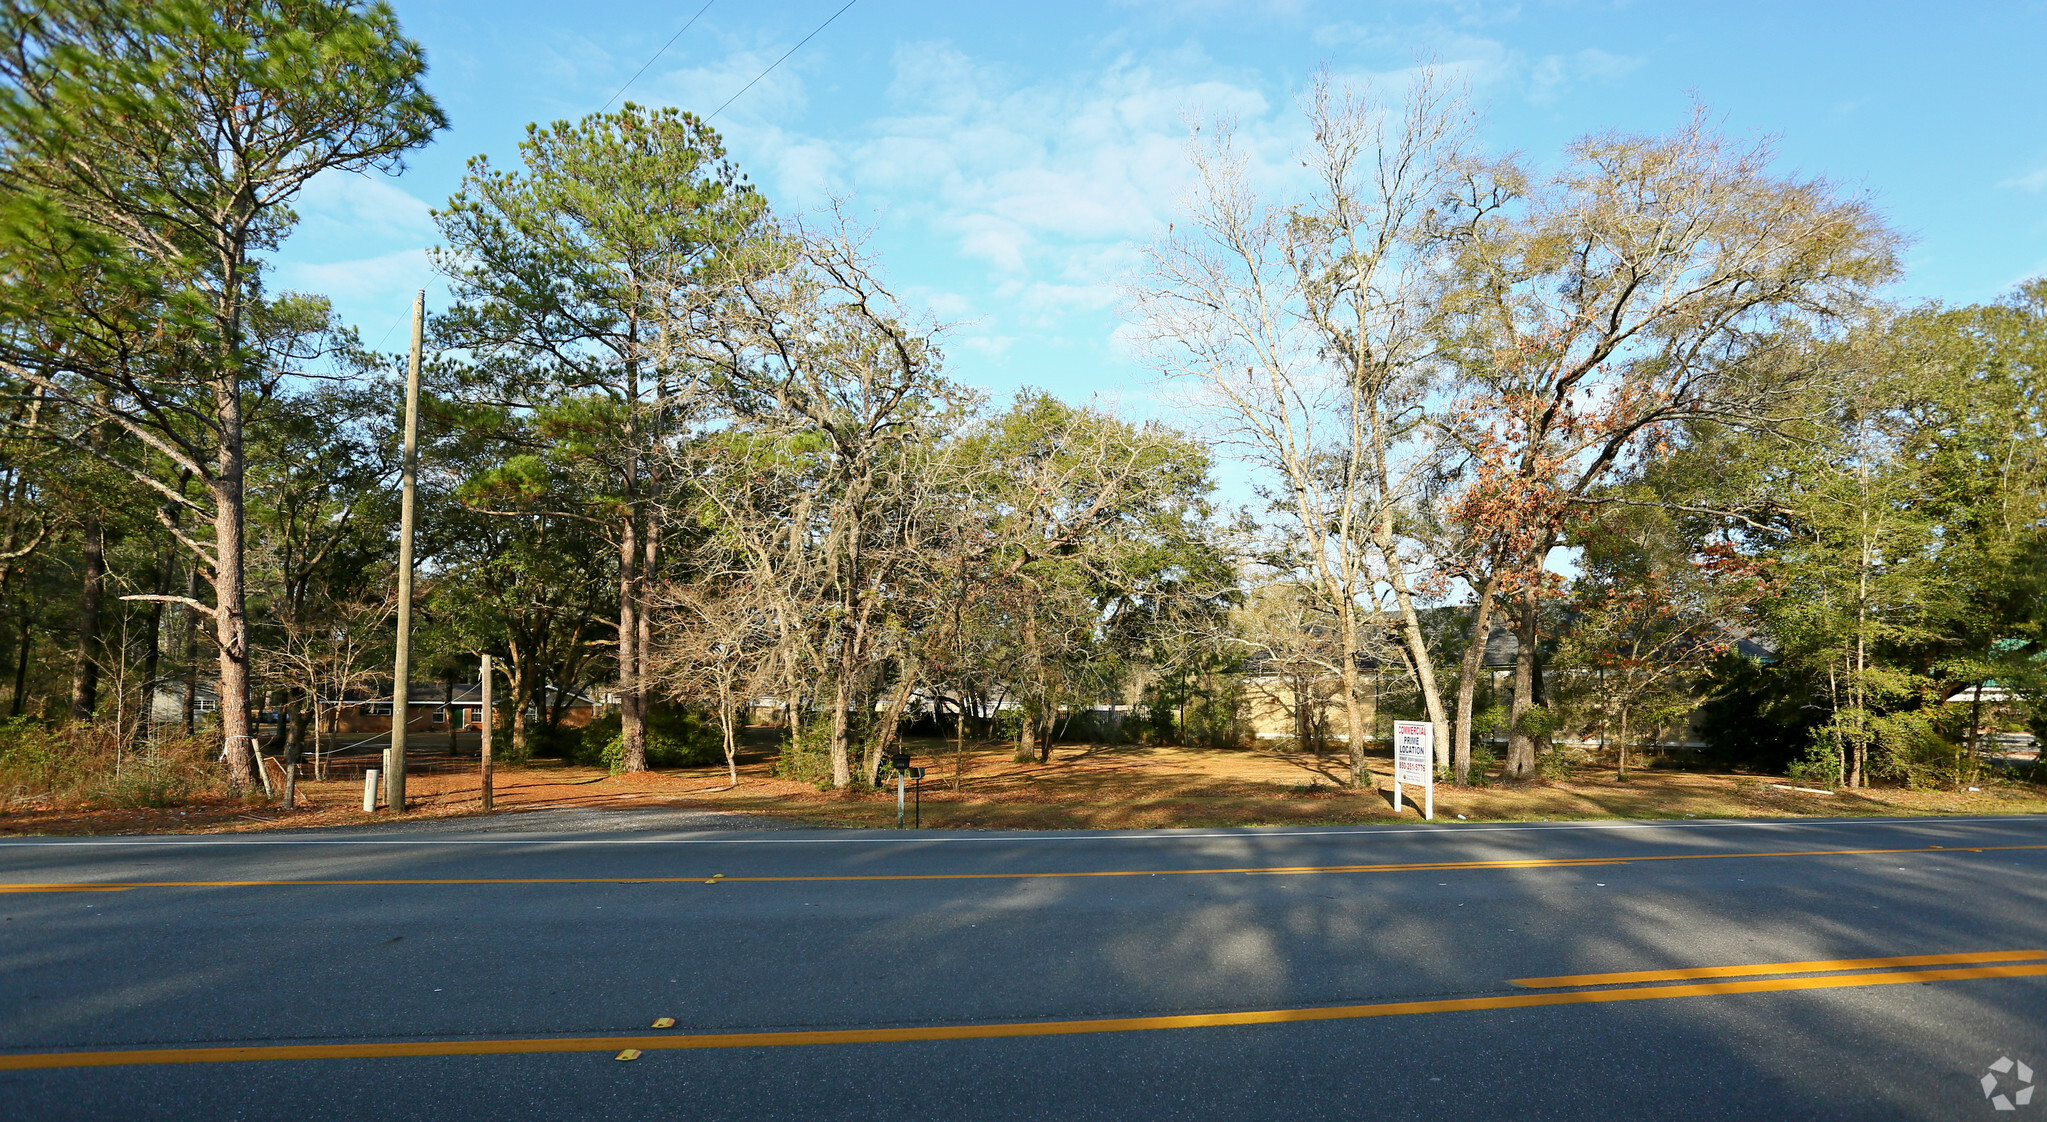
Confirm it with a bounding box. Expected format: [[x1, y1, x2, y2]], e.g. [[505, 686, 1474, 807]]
[[480, 654, 494, 812], [387, 290, 424, 813]]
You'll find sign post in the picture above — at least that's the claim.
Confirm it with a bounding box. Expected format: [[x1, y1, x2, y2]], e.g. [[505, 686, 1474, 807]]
[[1393, 720, 1434, 821]]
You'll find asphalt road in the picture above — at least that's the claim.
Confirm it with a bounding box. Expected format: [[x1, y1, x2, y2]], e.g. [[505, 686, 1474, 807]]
[[3, 811, 2045, 1120]]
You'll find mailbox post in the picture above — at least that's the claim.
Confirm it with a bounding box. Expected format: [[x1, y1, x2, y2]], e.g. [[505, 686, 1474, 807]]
[[891, 751, 911, 829]]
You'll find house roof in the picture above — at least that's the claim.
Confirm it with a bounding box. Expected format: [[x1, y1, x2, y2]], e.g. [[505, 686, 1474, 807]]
[[153, 680, 595, 707], [390, 683, 593, 706]]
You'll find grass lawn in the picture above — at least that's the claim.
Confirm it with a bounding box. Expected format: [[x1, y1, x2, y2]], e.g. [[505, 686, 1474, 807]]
[[4, 735, 2044, 835]]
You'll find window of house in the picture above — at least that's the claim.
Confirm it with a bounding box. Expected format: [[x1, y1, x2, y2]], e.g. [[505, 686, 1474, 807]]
[[432, 707, 446, 724]]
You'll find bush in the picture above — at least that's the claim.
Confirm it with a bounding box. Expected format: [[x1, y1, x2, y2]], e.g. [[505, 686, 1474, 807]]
[[1786, 734, 1842, 789], [1057, 709, 1128, 745], [85, 752, 197, 808], [491, 732, 534, 766], [1694, 655, 1827, 772], [519, 722, 584, 761], [1, 720, 219, 809], [775, 721, 834, 789], [0, 717, 67, 800], [576, 708, 723, 772], [1463, 745, 1499, 788]]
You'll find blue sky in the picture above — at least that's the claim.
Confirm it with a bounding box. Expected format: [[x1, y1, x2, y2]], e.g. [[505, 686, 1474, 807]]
[[273, 0, 2047, 408]]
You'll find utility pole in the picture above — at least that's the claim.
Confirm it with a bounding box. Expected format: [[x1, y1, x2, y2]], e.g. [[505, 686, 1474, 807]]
[[480, 653, 494, 812], [387, 290, 424, 812]]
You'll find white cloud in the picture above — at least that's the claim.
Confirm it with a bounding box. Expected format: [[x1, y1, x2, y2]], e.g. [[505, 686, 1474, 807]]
[[1014, 281, 1119, 328], [953, 214, 1033, 273], [826, 43, 1302, 294], [270, 249, 443, 345], [1998, 167, 2047, 192], [955, 333, 1019, 359], [900, 285, 977, 322], [290, 170, 438, 244], [1527, 47, 1644, 107], [649, 46, 811, 125], [1112, 0, 1313, 17]]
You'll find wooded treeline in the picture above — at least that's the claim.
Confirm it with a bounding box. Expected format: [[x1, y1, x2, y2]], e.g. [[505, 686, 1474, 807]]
[[0, 3, 2037, 805]]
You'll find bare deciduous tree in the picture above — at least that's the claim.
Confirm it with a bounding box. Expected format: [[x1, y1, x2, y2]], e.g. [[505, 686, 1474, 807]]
[[1137, 72, 1467, 784]]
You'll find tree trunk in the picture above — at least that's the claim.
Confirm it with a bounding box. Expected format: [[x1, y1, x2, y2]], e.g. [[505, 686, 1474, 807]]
[[444, 680, 456, 755], [181, 565, 199, 734], [1451, 572, 1504, 784], [69, 511, 104, 721], [1504, 592, 1540, 780], [211, 472, 257, 793], [508, 661, 529, 757], [635, 509, 659, 767], [865, 655, 919, 786], [1965, 680, 1987, 786], [10, 610, 29, 717], [616, 508, 647, 772], [1379, 522, 1451, 769], [1339, 635, 1370, 788], [316, 698, 331, 780], [281, 700, 307, 808], [719, 687, 739, 787], [1852, 498, 1870, 789], [136, 542, 175, 746], [829, 668, 855, 788]]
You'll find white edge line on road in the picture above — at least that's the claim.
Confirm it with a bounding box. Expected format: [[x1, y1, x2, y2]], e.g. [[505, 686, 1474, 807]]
[[1, 815, 2041, 848]]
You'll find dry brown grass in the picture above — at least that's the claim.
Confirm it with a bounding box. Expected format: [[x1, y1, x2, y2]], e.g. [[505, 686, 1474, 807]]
[[4, 736, 2044, 836]]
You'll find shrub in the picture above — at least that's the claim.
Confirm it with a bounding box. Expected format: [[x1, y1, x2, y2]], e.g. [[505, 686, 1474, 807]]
[[84, 752, 197, 808], [0, 717, 67, 800], [578, 708, 723, 772], [1463, 745, 1499, 788], [522, 722, 583, 761], [1786, 733, 1842, 789], [1, 720, 220, 809], [775, 721, 833, 789], [491, 732, 534, 766]]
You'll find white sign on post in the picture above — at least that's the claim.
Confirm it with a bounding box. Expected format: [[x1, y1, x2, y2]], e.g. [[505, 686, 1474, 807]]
[[1393, 720, 1434, 821]]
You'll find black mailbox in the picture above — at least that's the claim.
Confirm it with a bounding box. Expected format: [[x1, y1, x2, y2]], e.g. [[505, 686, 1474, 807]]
[[890, 751, 911, 771], [907, 766, 925, 779]]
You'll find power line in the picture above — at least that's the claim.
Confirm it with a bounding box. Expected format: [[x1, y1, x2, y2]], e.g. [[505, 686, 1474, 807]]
[[599, 0, 718, 114], [707, 0, 859, 123]]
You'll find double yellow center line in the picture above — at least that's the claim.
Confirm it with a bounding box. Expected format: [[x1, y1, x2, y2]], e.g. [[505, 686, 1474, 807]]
[[2, 950, 2042, 1071], [1, 841, 2039, 893]]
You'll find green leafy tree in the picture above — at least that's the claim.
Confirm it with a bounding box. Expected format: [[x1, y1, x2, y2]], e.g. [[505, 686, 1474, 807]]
[[433, 103, 764, 773], [963, 392, 1231, 763], [0, 0, 442, 788]]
